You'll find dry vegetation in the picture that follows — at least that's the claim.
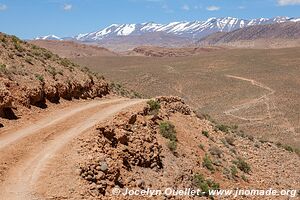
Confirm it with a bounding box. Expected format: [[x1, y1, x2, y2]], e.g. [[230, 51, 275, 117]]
[[73, 47, 300, 149]]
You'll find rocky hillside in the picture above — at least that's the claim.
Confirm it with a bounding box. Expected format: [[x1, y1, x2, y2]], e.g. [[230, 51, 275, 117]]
[[30, 40, 118, 58], [78, 96, 299, 199], [0, 33, 109, 121], [197, 22, 300, 48]]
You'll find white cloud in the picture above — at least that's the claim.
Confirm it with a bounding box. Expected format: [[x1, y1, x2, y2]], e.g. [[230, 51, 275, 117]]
[[0, 4, 7, 11], [278, 0, 300, 5], [63, 4, 72, 11], [206, 5, 220, 11], [182, 4, 190, 11], [238, 6, 246, 9]]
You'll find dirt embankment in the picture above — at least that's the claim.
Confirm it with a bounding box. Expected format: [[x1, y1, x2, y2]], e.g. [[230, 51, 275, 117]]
[[0, 33, 109, 123], [78, 96, 300, 199]]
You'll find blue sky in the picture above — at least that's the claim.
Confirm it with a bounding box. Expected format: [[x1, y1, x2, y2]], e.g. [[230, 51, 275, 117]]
[[0, 0, 300, 39]]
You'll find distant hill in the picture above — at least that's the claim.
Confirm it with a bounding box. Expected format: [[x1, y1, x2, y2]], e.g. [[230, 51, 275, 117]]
[[130, 46, 225, 57], [197, 22, 300, 48], [30, 40, 117, 58]]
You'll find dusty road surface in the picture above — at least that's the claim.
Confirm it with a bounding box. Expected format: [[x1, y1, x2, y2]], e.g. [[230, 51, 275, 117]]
[[0, 98, 144, 200]]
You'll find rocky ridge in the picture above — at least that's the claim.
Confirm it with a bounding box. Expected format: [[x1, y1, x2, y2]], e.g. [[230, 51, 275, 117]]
[[78, 96, 300, 199]]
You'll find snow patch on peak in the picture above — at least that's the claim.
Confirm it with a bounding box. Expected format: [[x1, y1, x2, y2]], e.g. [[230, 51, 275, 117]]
[[35, 35, 62, 40]]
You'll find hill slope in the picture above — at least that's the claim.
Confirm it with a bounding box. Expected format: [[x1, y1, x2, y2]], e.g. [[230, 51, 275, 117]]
[[0, 33, 109, 121], [197, 22, 300, 48], [30, 40, 118, 58]]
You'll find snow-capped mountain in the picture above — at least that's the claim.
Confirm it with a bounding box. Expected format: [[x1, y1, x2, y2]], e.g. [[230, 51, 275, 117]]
[[35, 35, 62, 41], [57, 16, 298, 41], [34, 16, 300, 51]]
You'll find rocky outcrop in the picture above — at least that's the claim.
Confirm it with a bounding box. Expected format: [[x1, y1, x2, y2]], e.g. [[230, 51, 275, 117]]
[[0, 33, 110, 119], [0, 78, 13, 114], [78, 96, 300, 199]]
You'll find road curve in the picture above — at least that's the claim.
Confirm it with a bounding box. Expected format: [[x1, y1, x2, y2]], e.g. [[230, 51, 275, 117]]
[[0, 98, 145, 200]]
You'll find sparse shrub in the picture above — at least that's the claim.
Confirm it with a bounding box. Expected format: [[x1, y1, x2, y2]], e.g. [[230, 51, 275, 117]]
[[220, 138, 229, 148], [202, 130, 209, 138], [225, 136, 235, 146], [47, 66, 57, 78], [241, 174, 248, 182], [233, 157, 251, 174], [193, 173, 220, 196], [35, 74, 44, 83], [31, 44, 38, 50], [198, 143, 205, 151], [25, 57, 33, 65], [159, 121, 177, 141], [0, 64, 7, 73], [11, 35, 21, 44], [202, 154, 214, 171], [1, 36, 7, 44], [230, 165, 238, 178], [197, 113, 217, 124], [43, 51, 52, 59], [60, 58, 74, 71], [159, 121, 177, 154], [283, 145, 294, 152], [230, 148, 237, 155], [57, 69, 63, 76], [147, 99, 160, 114], [14, 43, 24, 52], [110, 82, 141, 99], [167, 140, 177, 153], [232, 124, 238, 130], [215, 124, 231, 133], [209, 146, 222, 158]]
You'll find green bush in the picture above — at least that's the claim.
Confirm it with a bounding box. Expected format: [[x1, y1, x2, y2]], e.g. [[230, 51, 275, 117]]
[[159, 121, 177, 141], [202, 154, 214, 171], [202, 130, 209, 138], [198, 143, 205, 151], [215, 124, 231, 133], [35, 74, 44, 83], [11, 35, 21, 44], [47, 66, 57, 77], [14, 43, 24, 52], [167, 140, 177, 153], [0, 64, 7, 73], [193, 173, 220, 196], [230, 165, 238, 178], [147, 99, 160, 114], [233, 157, 251, 174]]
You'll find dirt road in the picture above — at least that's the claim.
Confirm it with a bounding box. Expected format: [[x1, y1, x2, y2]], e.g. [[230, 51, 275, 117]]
[[224, 74, 275, 121], [0, 98, 144, 200]]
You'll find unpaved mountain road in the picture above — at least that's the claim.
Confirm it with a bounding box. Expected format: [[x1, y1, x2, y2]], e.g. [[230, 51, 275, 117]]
[[0, 98, 144, 200], [224, 74, 276, 121]]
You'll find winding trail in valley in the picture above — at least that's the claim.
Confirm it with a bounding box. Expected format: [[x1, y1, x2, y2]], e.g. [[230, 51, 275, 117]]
[[224, 74, 276, 121]]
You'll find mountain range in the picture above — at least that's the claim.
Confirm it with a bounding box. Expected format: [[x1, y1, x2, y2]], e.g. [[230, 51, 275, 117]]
[[197, 21, 300, 48], [35, 16, 300, 51], [36, 16, 300, 41]]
